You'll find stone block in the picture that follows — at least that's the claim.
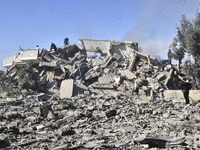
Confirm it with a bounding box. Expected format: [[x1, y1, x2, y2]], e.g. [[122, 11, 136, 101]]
[[60, 79, 74, 99]]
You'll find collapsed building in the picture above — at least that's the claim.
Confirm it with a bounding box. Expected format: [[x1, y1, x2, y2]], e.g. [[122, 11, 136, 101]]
[[0, 39, 196, 99], [2, 39, 199, 100], [1, 39, 200, 149]]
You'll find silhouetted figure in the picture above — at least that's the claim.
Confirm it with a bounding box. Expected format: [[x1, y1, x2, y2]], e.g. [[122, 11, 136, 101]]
[[179, 78, 191, 104], [19, 46, 23, 51], [36, 45, 40, 51], [50, 42, 57, 53], [64, 37, 69, 46], [168, 49, 172, 64], [131, 81, 139, 95], [159, 88, 165, 100]]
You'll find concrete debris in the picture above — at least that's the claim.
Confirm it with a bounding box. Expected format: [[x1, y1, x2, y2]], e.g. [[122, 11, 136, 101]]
[[1, 38, 200, 149], [60, 79, 74, 99], [135, 135, 185, 148], [119, 69, 137, 80], [98, 74, 115, 84], [0, 93, 200, 149]]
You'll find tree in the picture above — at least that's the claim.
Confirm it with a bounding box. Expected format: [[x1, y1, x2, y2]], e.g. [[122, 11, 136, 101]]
[[186, 13, 200, 64], [171, 12, 200, 89], [170, 26, 186, 71], [170, 15, 194, 71]]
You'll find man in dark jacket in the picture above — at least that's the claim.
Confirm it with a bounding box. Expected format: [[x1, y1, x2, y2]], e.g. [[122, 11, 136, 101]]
[[180, 78, 191, 104], [50, 42, 57, 53]]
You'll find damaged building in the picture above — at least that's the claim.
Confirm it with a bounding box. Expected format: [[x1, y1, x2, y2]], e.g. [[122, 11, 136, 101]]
[[1, 39, 200, 149], [2, 38, 200, 100]]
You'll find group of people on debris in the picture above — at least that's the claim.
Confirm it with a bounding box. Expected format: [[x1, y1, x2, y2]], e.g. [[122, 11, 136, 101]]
[[48, 42, 192, 105]]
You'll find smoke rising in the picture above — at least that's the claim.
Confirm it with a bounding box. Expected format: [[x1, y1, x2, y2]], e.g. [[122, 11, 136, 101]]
[[123, 0, 193, 60]]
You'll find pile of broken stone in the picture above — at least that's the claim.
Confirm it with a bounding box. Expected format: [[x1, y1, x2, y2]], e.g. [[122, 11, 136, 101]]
[[1, 39, 197, 149], [3, 39, 180, 99], [1, 93, 200, 149]]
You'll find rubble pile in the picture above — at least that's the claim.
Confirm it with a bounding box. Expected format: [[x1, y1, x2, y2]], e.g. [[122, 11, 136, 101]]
[[1, 94, 200, 149], [1, 39, 196, 149], [2, 39, 181, 98]]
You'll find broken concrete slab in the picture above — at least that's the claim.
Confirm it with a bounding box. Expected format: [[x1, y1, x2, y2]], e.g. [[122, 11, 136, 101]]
[[20, 49, 39, 62], [39, 61, 57, 67], [129, 53, 137, 71], [60, 79, 74, 99], [164, 90, 200, 101], [119, 70, 136, 80], [3, 56, 17, 69], [57, 44, 79, 57], [98, 74, 115, 84], [135, 50, 158, 65], [78, 38, 138, 58], [122, 126, 136, 132], [74, 82, 89, 95]]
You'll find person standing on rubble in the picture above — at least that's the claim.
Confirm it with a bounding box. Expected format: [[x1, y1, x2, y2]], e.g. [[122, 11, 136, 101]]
[[52, 78, 59, 89], [168, 49, 172, 64], [64, 37, 69, 46], [36, 45, 39, 50], [131, 80, 139, 96], [50, 42, 57, 53], [179, 76, 191, 105]]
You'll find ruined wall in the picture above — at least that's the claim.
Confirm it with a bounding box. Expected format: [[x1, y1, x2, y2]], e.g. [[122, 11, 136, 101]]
[[78, 39, 138, 58]]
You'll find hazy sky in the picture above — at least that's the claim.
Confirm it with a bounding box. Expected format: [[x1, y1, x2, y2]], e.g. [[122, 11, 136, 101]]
[[0, 0, 199, 68]]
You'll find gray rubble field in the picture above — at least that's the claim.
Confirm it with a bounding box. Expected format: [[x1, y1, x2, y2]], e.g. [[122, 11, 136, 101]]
[[1, 94, 200, 149]]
